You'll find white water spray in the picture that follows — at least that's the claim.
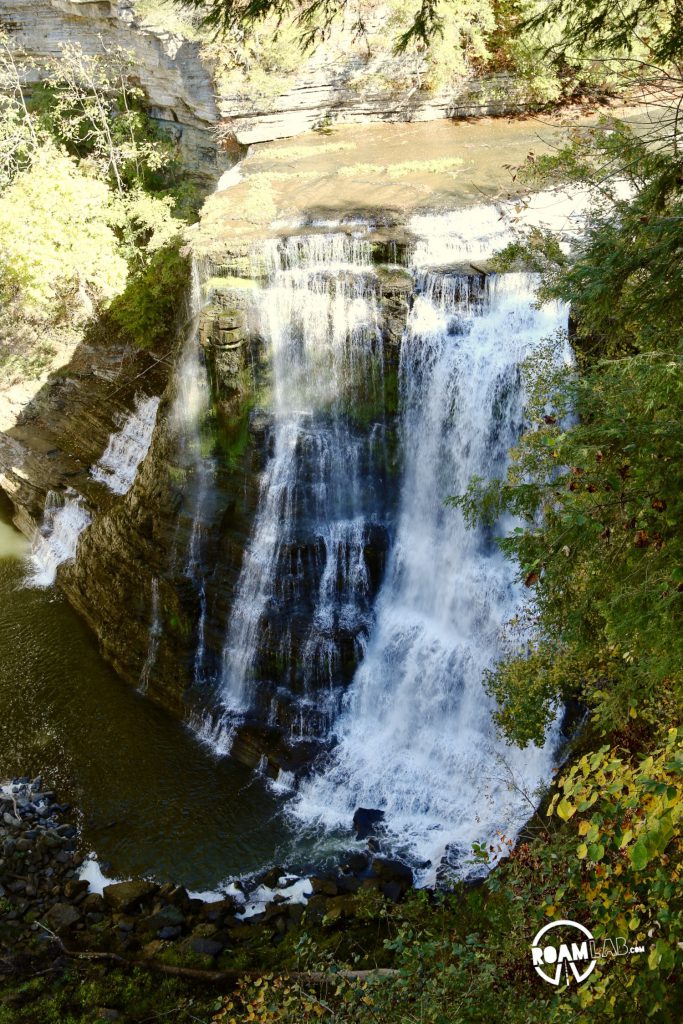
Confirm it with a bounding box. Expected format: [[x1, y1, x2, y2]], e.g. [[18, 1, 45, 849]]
[[91, 395, 160, 495], [27, 490, 91, 588], [216, 235, 386, 734], [290, 267, 571, 875], [139, 577, 161, 694]]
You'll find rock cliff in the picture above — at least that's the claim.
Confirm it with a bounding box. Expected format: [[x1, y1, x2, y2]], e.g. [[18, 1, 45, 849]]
[[0, 0, 230, 183], [1, 0, 517, 156]]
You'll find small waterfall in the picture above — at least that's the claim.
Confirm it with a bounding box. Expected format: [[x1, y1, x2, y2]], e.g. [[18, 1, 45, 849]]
[[291, 270, 571, 875], [215, 234, 389, 740], [410, 187, 593, 269], [173, 261, 215, 686], [139, 577, 161, 694], [91, 394, 160, 495], [27, 490, 91, 587]]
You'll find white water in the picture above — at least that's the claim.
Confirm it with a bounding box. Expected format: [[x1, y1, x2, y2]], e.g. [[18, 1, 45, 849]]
[[174, 262, 215, 687], [91, 394, 160, 495], [216, 235, 386, 733], [410, 186, 593, 269], [290, 267, 571, 876], [27, 490, 91, 588]]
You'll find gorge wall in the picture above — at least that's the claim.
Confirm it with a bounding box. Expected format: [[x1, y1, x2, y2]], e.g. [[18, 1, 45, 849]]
[[0, 245, 413, 777], [0, 0, 230, 183], [1, 0, 517, 155]]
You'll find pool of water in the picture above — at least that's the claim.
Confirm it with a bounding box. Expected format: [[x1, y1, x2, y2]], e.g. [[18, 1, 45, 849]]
[[0, 495, 306, 891]]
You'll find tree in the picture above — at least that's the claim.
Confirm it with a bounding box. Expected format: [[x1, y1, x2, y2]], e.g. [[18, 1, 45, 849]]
[[183, 0, 469, 52], [0, 30, 39, 188], [0, 144, 127, 322]]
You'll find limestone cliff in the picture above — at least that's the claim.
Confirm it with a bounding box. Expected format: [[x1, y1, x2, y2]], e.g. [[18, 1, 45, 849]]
[[0, 0, 229, 182], [2, 0, 516, 156]]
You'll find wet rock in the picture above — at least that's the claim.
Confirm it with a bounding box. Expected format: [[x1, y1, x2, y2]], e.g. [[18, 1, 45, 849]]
[[259, 866, 285, 888], [64, 879, 89, 899], [103, 880, 159, 913], [371, 857, 413, 891], [200, 897, 236, 922], [310, 877, 338, 896], [81, 892, 105, 914], [353, 808, 385, 839], [158, 925, 182, 941], [345, 851, 370, 874], [165, 885, 191, 910]]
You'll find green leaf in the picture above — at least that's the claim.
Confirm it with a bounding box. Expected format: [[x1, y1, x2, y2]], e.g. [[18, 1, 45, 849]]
[[630, 838, 650, 871]]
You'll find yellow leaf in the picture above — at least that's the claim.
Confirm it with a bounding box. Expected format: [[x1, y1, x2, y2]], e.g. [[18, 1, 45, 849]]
[[557, 797, 576, 821], [578, 820, 590, 835], [577, 843, 588, 859]]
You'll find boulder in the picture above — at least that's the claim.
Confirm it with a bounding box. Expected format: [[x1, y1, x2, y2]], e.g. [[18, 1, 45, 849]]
[[344, 851, 370, 874], [258, 866, 285, 888], [140, 904, 186, 935], [103, 880, 159, 913], [371, 857, 413, 891], [352, 808, 384, 839], [46, 902, 81, 933], [310, 877, 338, 896], [64, 879, 89, 899]]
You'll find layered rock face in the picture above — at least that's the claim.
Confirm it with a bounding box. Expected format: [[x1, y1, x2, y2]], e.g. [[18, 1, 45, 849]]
[[0, 240, 414, 771], [0, 0, 230, 183], [2, 0, 516, 154], [213, 13, 514, 145]]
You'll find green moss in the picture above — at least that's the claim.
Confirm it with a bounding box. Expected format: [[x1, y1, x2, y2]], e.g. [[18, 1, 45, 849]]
[[214, 403, 254, 468], [93, 241, 190, 351]]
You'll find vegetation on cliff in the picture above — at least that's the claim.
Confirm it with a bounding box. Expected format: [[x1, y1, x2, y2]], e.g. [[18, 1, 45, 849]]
[[171, 0, 655, 105], [0, 33, 192, 400]]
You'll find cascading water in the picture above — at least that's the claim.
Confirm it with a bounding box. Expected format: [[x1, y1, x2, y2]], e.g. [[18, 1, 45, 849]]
[[212, 234, 392, 745], [289, 267, 571, 876], [139, 577, 161, 694], [173, 261, 215, 687], [27, 489, 92, 588], [90, 394, 160, 495]]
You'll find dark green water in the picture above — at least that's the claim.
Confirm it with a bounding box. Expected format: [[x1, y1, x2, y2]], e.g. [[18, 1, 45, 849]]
[[0, 497, 299, 891]]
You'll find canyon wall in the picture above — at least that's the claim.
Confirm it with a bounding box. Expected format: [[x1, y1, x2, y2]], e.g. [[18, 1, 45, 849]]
[[1, 0, 516, 155], [0, 0, 229, 183]]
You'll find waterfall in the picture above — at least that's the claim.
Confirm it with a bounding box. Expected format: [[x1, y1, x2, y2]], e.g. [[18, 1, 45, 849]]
[[173, 261, 215, 686], [91, 394, 160, 495], [139, 577, 161, 694], [27, 489, 91, 587], [409, 187, 593, 269], [290, 268, 571, 876], [214, 234, 390, 741]]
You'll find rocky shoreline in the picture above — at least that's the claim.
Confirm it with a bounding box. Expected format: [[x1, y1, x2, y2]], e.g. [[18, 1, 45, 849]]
[[1, 777, 415, 985]]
